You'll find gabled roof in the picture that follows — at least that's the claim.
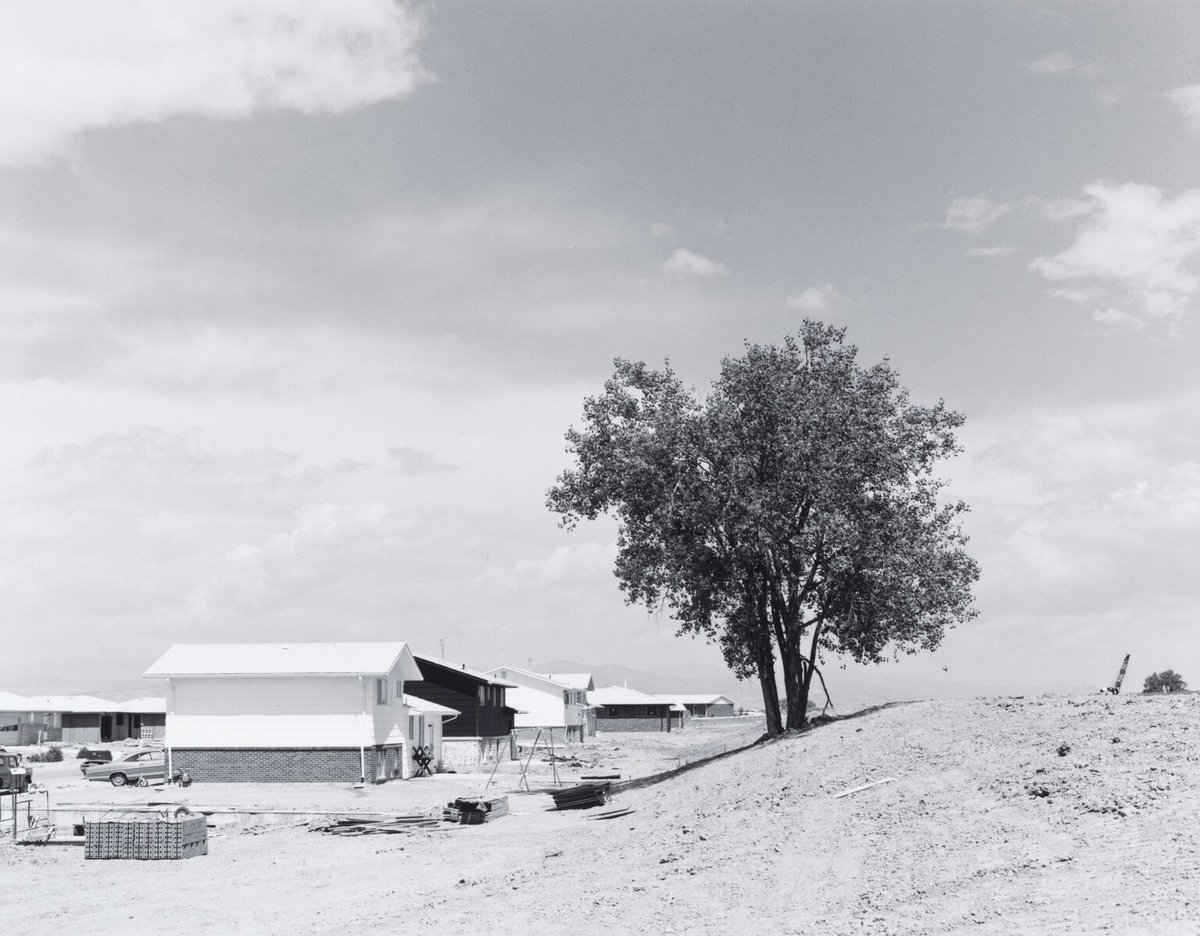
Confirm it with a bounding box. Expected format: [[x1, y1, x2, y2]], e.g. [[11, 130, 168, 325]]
[[414, 655, 518, 687], [590, 685, 673, 707], [144, 642, 422, 680], [484, 665, 575, 693], [0, 691, 25, 711], [547, 673, 594, 691], [669, 694, 737, 706]]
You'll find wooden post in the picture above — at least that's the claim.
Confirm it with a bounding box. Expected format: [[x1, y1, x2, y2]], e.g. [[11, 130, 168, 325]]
[[547, 728, 560, 786]]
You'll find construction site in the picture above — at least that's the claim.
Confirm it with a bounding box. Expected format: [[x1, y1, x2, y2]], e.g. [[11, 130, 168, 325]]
[[4, 692, 1199, 935]]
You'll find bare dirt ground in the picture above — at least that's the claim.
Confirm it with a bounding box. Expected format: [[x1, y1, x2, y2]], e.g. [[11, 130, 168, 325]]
[[6, 695, 1200, 935]]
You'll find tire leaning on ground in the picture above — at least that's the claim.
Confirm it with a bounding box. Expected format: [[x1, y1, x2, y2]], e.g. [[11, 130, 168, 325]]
[[110, 773, 127, 787]]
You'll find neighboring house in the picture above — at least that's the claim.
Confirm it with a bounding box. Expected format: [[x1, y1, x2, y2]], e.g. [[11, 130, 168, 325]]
[[660, 694, 737, 718], [483, 666, 594, 742], [548, 673, 597, 736], [407, 656, 518, 770], [590, 685, 683, 732], [143, 642, 449, 783], [0, 692, 166, 746]]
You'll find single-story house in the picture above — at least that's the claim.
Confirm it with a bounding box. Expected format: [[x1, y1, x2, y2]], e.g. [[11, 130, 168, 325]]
[[407, 656, 519, 770], [0, 692, 166, 746], [660, 694, 738, 718], [589, 685, 684, 732], [483, 666, 595, 742], [143, 642, 454, 783]]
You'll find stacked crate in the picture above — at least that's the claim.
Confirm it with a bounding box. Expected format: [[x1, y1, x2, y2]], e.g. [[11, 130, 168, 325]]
[[85, 812, 208, 860]]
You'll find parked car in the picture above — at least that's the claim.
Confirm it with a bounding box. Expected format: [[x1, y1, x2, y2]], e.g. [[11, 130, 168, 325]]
[[77, 748, 114, 775], [0, 751, 31, 792], [84, 750, 166, 787]]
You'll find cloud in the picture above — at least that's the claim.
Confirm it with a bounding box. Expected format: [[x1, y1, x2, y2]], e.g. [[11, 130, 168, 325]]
[[0, 0, 427, 167], [186, 500, 396, 623], [662, 248, 729, 278], [1031, 182, 1200, 326], [387, 446, 459, 475], [1025, 51, 1099, 77], [475, 541, 617, 593], [650, 222, 675, 238], [963, 246, 1016, 258], [956, 392, 1200, 624], [1167, 84, 1200, 135], [1092, 307, 1148, 330], [942, 196, 1012, 233], [786, 284, 841, 311]]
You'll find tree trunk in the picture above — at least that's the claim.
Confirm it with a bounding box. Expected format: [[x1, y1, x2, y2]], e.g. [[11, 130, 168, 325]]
[[757, 653, 783, 736]]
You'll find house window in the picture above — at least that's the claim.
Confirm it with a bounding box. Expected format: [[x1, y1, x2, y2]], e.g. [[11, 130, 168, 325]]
[[376, 678, 387, 705], [396, 680, 403, 698], [478, 686, 485, 705], [646, 707, 657, 717], [607, 706, 619, 718]]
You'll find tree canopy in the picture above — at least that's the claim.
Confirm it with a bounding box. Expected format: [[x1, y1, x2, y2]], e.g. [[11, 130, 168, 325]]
[[547, 322, 979, 735], [1143, 670, 1187, 693]]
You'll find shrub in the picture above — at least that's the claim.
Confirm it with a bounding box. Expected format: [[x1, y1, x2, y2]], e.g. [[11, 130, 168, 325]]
[[1143, 670, 1187, 694], [27, 745, 64, 762]]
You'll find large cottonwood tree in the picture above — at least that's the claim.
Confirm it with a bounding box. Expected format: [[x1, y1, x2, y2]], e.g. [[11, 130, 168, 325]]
[[548, 322, 979, 735]]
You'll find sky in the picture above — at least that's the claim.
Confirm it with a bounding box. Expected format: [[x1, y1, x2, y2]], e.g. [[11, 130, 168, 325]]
[[2, 2, 1198, 704]]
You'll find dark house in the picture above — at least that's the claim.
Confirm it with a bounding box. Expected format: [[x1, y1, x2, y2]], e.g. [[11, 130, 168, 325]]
[[409, 656, 518, 768]]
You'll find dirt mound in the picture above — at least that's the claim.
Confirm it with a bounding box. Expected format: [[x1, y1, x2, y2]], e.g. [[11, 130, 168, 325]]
[[7, 697, 1200, 935]]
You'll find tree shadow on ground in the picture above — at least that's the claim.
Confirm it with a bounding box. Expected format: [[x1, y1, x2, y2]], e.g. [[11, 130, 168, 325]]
[[611, 700, 919, 794]]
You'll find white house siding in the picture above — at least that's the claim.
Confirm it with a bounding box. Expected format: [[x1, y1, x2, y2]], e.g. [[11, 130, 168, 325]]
[[487, 667, 593, 741], [507, 685, 566, 730], [166, 676, 370, 748], [370, 673, 412, 747]]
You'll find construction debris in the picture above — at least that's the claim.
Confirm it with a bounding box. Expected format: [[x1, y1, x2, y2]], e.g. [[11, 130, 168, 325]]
[[586, 806, 636, 821], [311, 814, 441, 835], [550, 782, 612, 811], [443, 796, 509, 824], [832, 777, 897, 800]]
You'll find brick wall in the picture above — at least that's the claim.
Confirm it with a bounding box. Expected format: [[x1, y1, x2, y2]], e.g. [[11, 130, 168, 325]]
[[169, 747, 369, 783], [594, 716, 670, 733]]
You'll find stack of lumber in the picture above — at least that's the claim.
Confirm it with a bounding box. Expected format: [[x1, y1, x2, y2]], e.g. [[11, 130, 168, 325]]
[[442, 796, 509, 824], [550, 781, 612, 811], [312, 814, 440, 835]]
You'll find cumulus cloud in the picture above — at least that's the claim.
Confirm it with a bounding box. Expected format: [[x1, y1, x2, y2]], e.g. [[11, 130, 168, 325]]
[[0, 0, 427, 167], [662, 248, 729, 278], [1167, 84, 1200, 135], [786, 284, 841, 311], [1031, 182, 1200, 326], [942, 196, 1012, 233], [1025, 51, 1099, 77], [964, 246, 1016, 258]]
